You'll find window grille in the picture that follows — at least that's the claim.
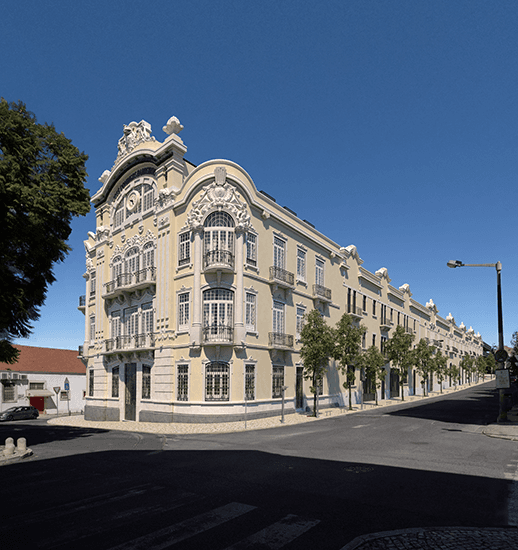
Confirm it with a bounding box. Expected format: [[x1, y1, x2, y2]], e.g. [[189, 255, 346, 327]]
[[245, 365, 255, 401], [112, 367, 119, 398], [142, 366, 151, 399], [205, 362, 230, 401], [89, 370, 94, 397], [177, 365, 189, 401], [272, 366, 284, 398]]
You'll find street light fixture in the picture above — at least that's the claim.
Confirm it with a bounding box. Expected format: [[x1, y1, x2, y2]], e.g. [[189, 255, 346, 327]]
[[447, 259, 506, 421]]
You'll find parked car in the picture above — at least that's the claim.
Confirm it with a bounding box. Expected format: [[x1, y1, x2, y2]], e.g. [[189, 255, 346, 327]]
[[0, 406, 39, 422]]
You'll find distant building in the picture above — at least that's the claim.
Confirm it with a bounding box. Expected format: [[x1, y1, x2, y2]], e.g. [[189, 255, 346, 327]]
[[0, 345, 86, 414], [80, 116, 484, 423]]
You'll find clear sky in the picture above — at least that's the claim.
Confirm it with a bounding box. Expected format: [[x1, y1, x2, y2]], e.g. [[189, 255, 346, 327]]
[[2, 0, 517, 351]]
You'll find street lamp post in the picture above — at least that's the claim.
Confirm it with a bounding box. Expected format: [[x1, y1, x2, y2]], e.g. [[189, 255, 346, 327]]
[[447, 260, 506, 421]]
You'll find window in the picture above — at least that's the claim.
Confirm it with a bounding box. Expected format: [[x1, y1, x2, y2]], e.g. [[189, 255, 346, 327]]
[[363, 295, 367, 312], [2, 384, 15, 402], [142, 366, 151, 399], [272, 366, 284, 398], [143, 242, 155, 269], [90, 315, 96, 342], [245, 292, 256, 331], [112, 255, 123, 280], [111, 311, 121, 340], [142, 302, 153, 333], [246, 233, 257, 267], [143, 184, 155, 212], [362, 332, 366, 349], [29, 382, 44, 390], [315, 258, 325, 286], [372, 300, 376, 317], [205, 362, 230, 401], [204, 211, 235, 267], [90, 271, 96, 298], [114, 202, 124, 228], [297, 248, 306, 282], [296, 306, 305, 339], [245, 365, 255, 401], [89, 369, 94, 397], [178, 293, 190, 330], [273, 300, 285, 334], [178, 232, 191, 266], [124, 307, 139, 336], [372, 334, 376, 347], [273, 237, 286, 269], [203, 289, 233, 341], [125, 247, 139, 275], [112, 367, 119, 398], [177, 364, 189, 401]]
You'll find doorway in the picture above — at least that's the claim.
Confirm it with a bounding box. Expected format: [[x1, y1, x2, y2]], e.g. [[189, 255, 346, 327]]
[[296, 367, 304, 409], [125, 363, 137, 421]]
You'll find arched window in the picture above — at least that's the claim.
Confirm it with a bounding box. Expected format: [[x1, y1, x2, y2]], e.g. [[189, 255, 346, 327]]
[[112, 255, 123, 280], [125, 247, 140, 275], [143, 242, 155, 269], [203, 211, 235, 269], [202, 288, 234, 343]]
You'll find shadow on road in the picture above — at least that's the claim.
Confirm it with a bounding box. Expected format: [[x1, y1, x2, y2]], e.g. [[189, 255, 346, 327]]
[[0, 421, 108, 446]]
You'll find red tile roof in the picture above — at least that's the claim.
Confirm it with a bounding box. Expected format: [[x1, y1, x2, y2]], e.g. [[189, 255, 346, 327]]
[[0, 345, 85, 374]]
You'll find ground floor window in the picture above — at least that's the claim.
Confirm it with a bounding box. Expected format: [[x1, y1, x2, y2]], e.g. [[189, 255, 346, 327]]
[[142, 365, 151, 399], [272, 366, 284, 398], [112, 367, 119, 398], [245, 365, 255, 401], [89, 369, 94, 397], [177, 364, 189, 401], [205, 362, 230, 401], [2, 383, 15, 402]]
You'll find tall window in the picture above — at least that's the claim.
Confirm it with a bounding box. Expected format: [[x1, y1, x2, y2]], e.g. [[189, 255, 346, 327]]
[[89, 369, 94, 397], [203, 289, 233, 340], [142, 302, 153, 333], [272, 300, 285, 334], [112, 256, 123, 280], [125, 247, 139, 275], [372, 300, 376, 317], [204, 211, 235, 266], [89, 315, 95, 342], [296, 306, 305, 339], [245, 365, 255, 401], [246, 233, 257, 267], [143, 242, 155, 269], [315, 258, 325, 286], [177, 365, 189, 401], [124, 307, 139, 336], [273, 237, 286, 269], [205, 362, 230, 401], [178, 232, 191, 266], [143, 184, 155, 212], [372, 334, 376, 347], [363, 295, 367, 312], [90, 271, 96, 298], [178, 292, 190, 330], [272, 366, 284, 398], [114, 202, 124, 228], [297, 248, 306, 282], [245, 292, 256, 331], [112, 367, 119, 398], [111, 311, 121, 340], [142, 366, 151, 399]]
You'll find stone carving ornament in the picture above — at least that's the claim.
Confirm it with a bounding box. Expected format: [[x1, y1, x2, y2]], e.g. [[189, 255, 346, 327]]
[[115, 120, 156, 165], [186, 167, 251, 232]]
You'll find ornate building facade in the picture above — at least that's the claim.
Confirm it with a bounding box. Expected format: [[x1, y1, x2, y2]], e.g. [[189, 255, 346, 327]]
[[80, 117, 483, 423]]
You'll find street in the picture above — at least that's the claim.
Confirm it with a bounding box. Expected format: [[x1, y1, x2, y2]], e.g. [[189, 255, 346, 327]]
[[1, 381, 517, 549]]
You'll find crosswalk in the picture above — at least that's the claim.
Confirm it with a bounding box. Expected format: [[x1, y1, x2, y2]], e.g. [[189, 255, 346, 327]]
[[4, 482, 334, 550]]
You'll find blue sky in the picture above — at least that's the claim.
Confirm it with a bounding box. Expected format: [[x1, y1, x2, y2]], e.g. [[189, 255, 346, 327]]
[[2, 0, 517, 350]]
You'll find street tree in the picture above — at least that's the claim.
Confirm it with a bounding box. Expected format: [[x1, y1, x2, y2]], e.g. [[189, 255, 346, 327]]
[[512, 331, 518, 356], [413, 338, 435, 397], [449, 362, 460, 389], [356, 345, 386, 405], [384, 325, 414, 401], [485, 353, 496, 376], [460, 355, 475, 385], [332, 313, 366, 410], [475, 355, 487, 382], [433, 349, 448, 393], [0, 99, 90, 363], [300, 309, 334, 417]]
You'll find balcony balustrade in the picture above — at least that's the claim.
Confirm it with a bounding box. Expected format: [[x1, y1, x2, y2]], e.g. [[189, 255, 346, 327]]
[[78, 295, 86, 313], [102, 267, 156, 299], [104, 333, 156, 353], [269, 266, 295, 289], [380, 318, 393, 331], [313, 284, 332, 302], [204, 250, 234, 272], [202, 325, 234, 344], [347, 304, 363, 319], [268, 332, 294, 349]]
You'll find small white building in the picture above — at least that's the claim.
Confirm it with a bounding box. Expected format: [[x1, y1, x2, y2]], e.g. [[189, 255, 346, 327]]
[[0, 345, 86, 415]]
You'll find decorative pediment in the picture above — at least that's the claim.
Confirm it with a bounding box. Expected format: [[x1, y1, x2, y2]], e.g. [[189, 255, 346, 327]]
[[186, 167, 251, 231], [375, 267, 391, 282], [112, 229, 156, 257], [114, 120, 156, 166]]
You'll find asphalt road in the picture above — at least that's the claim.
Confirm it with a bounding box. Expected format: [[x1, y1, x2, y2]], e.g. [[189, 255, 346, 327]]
[[1, 381, 517, 550]]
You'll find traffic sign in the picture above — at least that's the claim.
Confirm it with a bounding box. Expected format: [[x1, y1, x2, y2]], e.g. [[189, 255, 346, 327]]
[[53, 386, 60, 394], [64, 377, 70, 391], [495, 349, 508, 363]]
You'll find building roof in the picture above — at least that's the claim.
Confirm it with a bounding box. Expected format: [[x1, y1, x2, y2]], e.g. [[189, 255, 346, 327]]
[[0, 345, 85, 374]]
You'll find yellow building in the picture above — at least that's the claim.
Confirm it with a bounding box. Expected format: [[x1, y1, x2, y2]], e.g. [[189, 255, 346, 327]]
[[80, 116, 483, 423]]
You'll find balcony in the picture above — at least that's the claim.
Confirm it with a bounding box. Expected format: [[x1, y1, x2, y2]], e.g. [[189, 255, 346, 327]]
[[313, 284, 332, 303], [202, 325, 234, 345], [347, 304, 363, 320], [78, 295, 86, 313], [380, 319, 393, 331], [268, 332, 294, 349], [204, 250, 234, 273], [104, 333, 156, 353], [102, 267, 157, 299], [269, 266, 295, 290]]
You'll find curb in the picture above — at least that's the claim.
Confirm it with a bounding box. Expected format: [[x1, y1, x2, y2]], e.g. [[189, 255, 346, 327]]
[[0, 447, 33, 466]]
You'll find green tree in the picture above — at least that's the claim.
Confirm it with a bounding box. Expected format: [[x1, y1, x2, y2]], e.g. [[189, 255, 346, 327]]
[[511, 331, 518, 356], [433, 349, 448, 393], [448, 362, 460, 389], [413, 338, 435, 397], [300, 309, 334, 417], [356, 345, 386, 405], [332, 313, 366, 410], [485, 353, 496, 376], [460, 354, 475, 385], [384, 325, 414, 401], [475, 355, 487, 381], [0, 99, 90, 363]]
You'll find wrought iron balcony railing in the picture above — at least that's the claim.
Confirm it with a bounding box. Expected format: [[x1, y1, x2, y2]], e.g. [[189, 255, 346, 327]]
[[103, 267, 157, 298], [347, 304, 363, 318], [269, 266, 295, 288], [268, 332, 294, 349], [313, 284, 332, 302], [202, 325, 234, 344], [104, 333, 156, 353], [204, 250, 234, 271]]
